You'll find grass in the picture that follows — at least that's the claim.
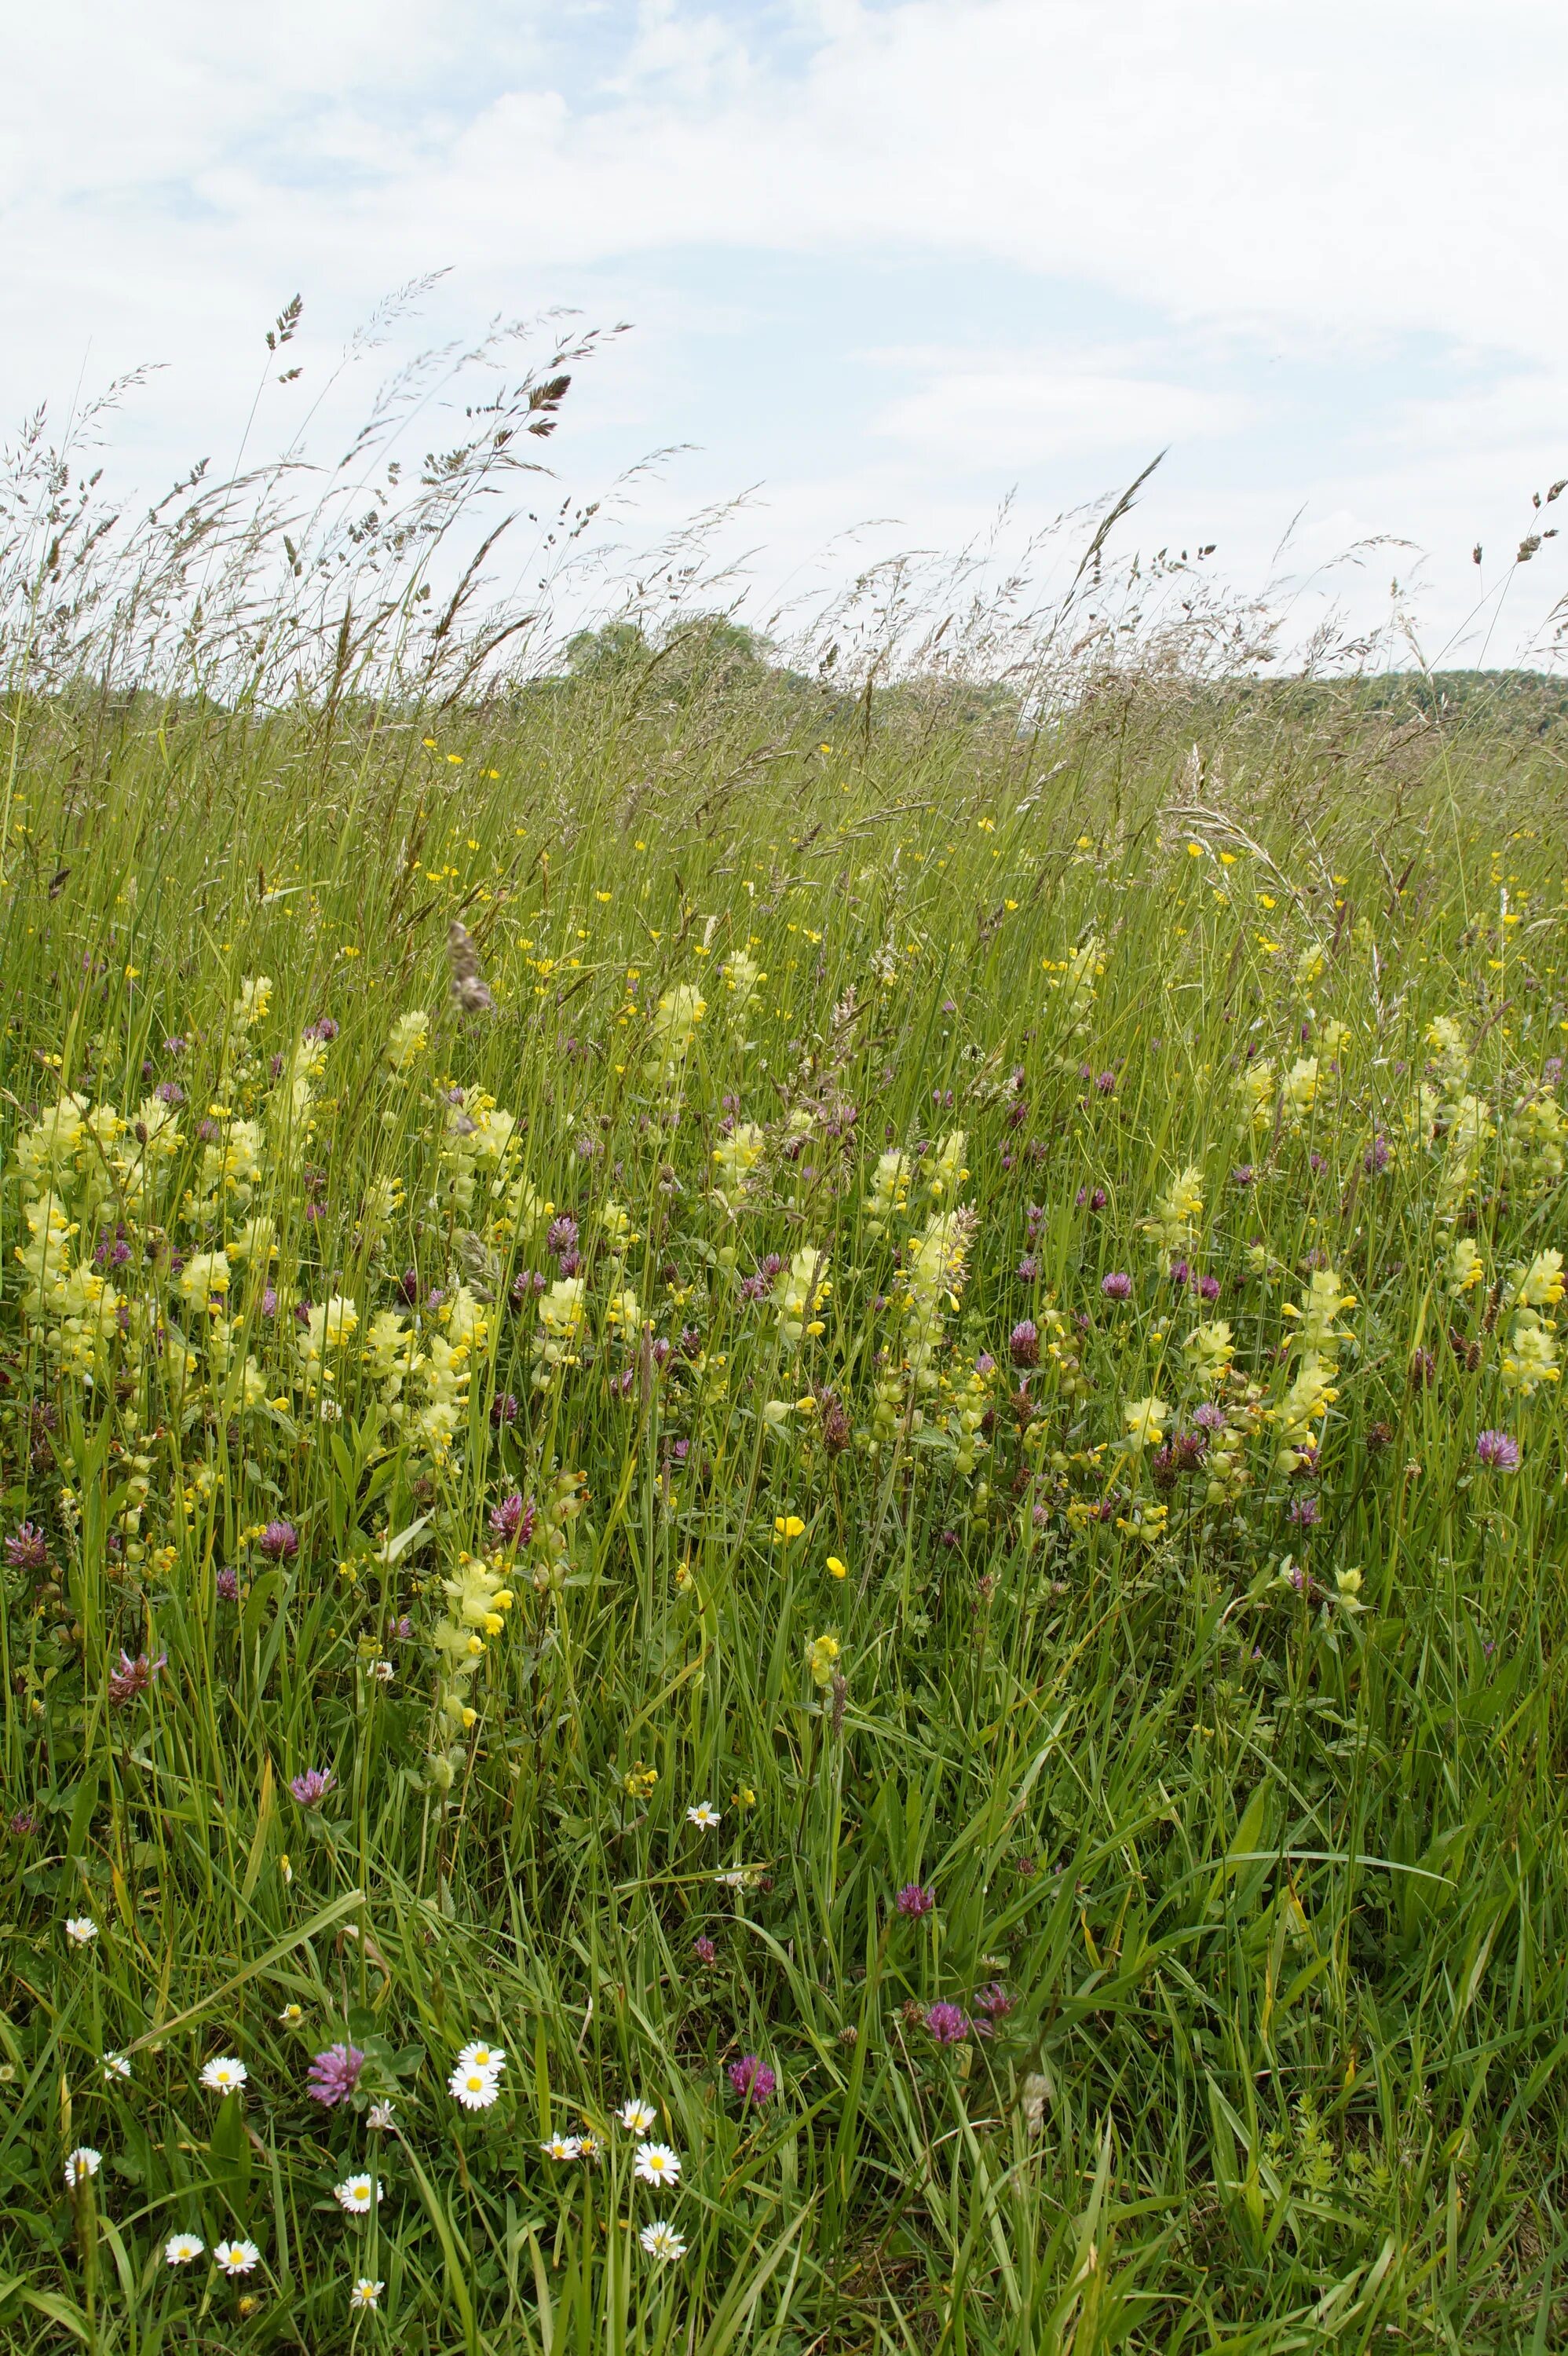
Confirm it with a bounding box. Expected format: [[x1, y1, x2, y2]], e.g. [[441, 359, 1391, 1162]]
[[2, 377, 1568, 2350]]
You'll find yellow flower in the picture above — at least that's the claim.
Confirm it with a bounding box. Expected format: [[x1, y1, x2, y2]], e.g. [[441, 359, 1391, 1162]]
[[826, 1555, 848, 1579], [773, 1514, 806, 1542], [806, 1633, 841, 1688], [1123, 1395, 1170, 1449]]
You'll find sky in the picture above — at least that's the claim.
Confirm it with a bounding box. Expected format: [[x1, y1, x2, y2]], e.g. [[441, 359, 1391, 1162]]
[[3, 0, 1566, 669]]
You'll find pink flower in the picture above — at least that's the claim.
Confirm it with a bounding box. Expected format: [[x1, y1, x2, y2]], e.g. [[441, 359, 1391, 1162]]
[[727, 2054, 777, 2105], [306, 2043, 365, 2106]]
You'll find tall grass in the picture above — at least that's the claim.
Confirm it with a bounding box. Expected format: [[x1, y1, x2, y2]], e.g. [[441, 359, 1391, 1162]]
[[1, 353, 1566, 2353]]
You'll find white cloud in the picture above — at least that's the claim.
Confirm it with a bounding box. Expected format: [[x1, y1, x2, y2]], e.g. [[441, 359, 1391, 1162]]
[[0, 0, 1564, 660], [874, 361, 1251, 464]]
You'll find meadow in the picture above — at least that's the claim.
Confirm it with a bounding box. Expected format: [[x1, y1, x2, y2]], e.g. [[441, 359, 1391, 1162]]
[[2, 372, 1568, 2351]]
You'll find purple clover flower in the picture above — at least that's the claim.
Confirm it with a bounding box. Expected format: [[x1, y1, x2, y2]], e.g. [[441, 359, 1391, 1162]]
[[490, 1392, 518, 1428], [258, 1520, 298, 1561], [727, 2054, 777, 2105], [305, 2043, 365, 2107], [973, 1981, 1014, 2020], [5, 1524, 49, 1572], [290, 1768, 335, 1808], [489, 1492, 535, 1546], [108, 1649, 166, 1706], [692, 1935, 717, 1965], [1476, 1429, 1520, 1470], [924, 2003, 970, 2045], [1101, 1272, 1132, 1301], [1009, 1319, 1040, 1368], [215, 1567, 239, 1601], [1288, 1497, 1321, 1527], [896, 1882, 935, 1918]]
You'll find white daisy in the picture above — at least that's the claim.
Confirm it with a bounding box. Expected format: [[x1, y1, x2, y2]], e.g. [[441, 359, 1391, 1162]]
[[616, 2097, 657, 2133], [640, 2219, 688, 2262], [539, 2133, 582, 2160], [685, 1801, 722, 1831], [214, 2237, 261, 2275], [200, 2055, 247, 2095], [164, 2233, 204, 2266], [64, 1916, 98, 1946], [102, 2051, 131, 2081], [454, 2040, 506, 2075], [633, 2141, 681, 2188], [334, 2173, 382, 2215], [64, 2146, 102, 2190], [349, 2277, 384, 2310], [448, 2060, 502, 2110]]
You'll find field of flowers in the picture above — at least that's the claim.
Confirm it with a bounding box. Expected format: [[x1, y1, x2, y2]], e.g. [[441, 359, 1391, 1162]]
[[2, 661, 1566, 2353]]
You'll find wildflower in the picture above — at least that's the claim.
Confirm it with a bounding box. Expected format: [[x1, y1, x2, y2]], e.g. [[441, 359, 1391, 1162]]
[[64, 2146, 102, 2189], [686, 1802, 722, 1831], [454, 2040, 506, 2074], [367, 2102, 395, 2131], [107, 1648, 166, 1706], [448, 2060, 503, 2109], [806, 1632, 840, 1688], [349, 2278, 384, 2310], [488, 1491, 535, 1546], [65, 1916, 99, 1945], [640, 2220, 688, 2263], [334, 2172, 382, 2214], [214, 2238, 261, 2276], [216, 1566, 239, 1601], [826, 1553, 848, 1579], [5, 1524, 48, 1571], [617, 2098, 658, 2132], [164, 2233, 204, 2264], [1511, 1249, 1566, 1308], [1009, 1319, 1040, 1367], [102, 2051, 131, 2081], [1476, 1429, 1520, 1470], [258, 1520, 299, 1561], [306, 2043, 365, 2106], [1142, 1164, 1204, 1270], [728, 2054, 777, 2105], [773, 1514, 805, 1542], [634, 2142, 682, 2187], [896, 1882, 935, 1917], [1123, 1395, 1170, 1449], [540, 2134, 582, 2160], [974, 1981, 1014, 2020], [924, 2003, 970, 2045], [201, 2055, 248, 2095], [693, 1935, 717, 1963], [290, 1768, 335, 1808], [1101, 1271, 1132, 1301], [1288, 1496, 1321, 1527], [387, 1010, 429, 1071]]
